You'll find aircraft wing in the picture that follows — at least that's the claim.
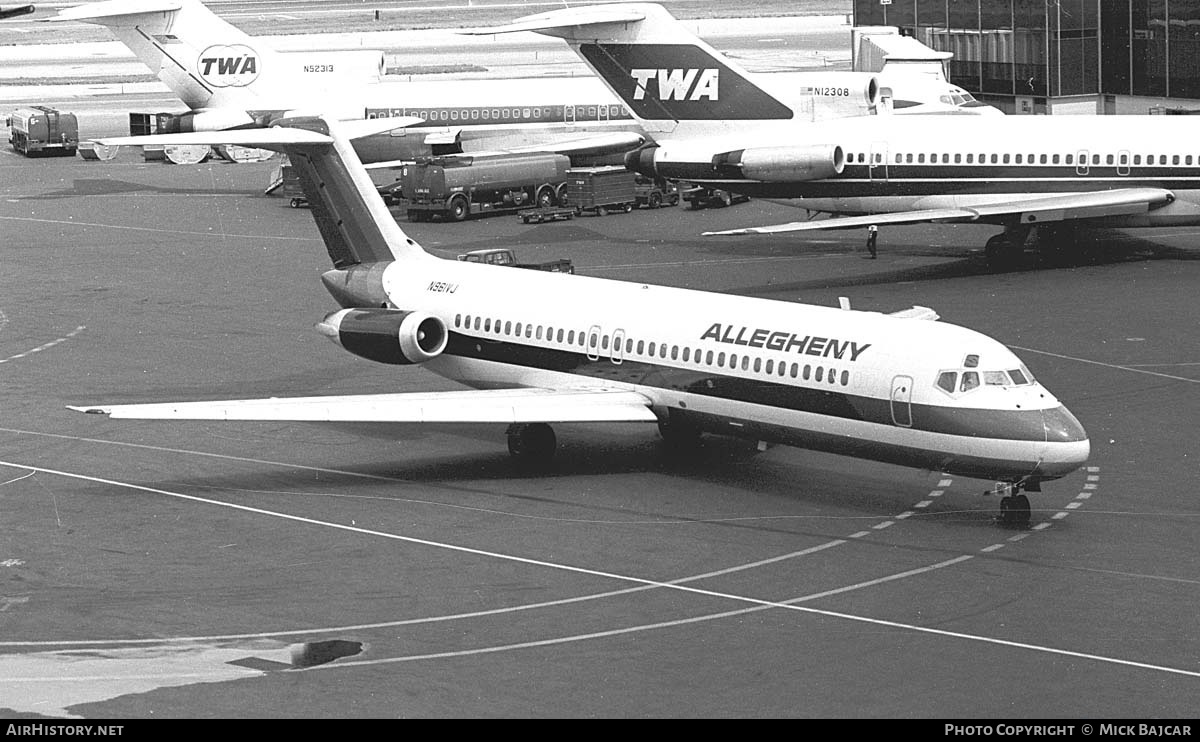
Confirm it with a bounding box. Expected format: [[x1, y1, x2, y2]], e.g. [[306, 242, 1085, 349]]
[[461, 6, 647, 36], [497, 131, 647, 157], [704, 188, 1177, 235], [94, 117, 425, 148], [361, 131, 647, 171], [68, 387, 659, 424]]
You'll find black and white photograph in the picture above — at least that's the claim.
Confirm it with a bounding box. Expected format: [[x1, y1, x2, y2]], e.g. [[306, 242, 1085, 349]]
[[0, 0, 1197, 721]]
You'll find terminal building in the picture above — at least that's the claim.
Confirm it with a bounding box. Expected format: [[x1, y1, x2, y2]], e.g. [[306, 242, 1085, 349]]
[[852, 0, 1200, 114]]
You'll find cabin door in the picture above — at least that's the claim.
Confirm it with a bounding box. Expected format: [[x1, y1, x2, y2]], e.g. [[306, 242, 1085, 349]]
[[586, 324, 601, 361], [611, 329, 626, 364], [890, 375, 913, 427], [869, 141, 889, 182], [1076, 149, 1090, 176]]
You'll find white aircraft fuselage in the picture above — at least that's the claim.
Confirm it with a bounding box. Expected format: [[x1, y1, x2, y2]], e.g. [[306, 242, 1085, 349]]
[[648, 114, 1200, 227], [78, 116, 1088, 499], [342, 252, 1089, 482]]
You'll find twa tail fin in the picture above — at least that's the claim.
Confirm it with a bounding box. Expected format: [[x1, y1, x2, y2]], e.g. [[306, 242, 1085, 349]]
[[464, 3, 793, 134], [51, 0, 284, 110]]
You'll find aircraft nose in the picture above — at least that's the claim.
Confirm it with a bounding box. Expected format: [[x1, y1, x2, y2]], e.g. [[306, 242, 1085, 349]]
[[1038, 405, 1090, 477]]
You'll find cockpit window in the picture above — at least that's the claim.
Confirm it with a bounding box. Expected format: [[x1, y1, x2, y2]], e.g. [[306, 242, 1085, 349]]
[[938, 358, 1035, 395], [984, 370, 1009, 386], [937, 371, 957, 393]]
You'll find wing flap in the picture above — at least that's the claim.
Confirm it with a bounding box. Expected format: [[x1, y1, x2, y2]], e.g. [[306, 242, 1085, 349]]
[[69, 388, 658, 424], [704, 188, 1177, 236]]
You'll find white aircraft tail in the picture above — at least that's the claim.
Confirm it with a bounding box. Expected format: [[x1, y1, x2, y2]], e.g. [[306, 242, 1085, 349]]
[[465, 3, 795, 138], [52, 0, 384, 113]]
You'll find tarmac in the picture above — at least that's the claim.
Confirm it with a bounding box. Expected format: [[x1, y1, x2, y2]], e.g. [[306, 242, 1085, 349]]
[[1, 0, 1199, 720], [1, 147, 1199, 717]]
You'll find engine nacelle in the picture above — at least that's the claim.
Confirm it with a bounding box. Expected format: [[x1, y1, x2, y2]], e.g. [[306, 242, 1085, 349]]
[[716, 144, 845, 182], [625, 143, 843, 182], [155, 109, 257, 133], [765, 72, 881, 121], [316, 308, 448, 365]]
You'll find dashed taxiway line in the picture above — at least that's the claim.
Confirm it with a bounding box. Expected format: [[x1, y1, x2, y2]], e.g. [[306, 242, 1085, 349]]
[[0, 326, 85, 366], [1, 458, 1191, 680]]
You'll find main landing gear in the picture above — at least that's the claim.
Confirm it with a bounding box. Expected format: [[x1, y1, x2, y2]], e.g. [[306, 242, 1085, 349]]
[[506, 423, 556, 467], [992, 479, 1040, 528], [984, 224, 1031, 266], [985, 223, 1084, 267]]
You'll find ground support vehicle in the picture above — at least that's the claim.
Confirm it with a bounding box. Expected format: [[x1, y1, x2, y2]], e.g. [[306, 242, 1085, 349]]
[[8, 106, 77, 156], [517, 206, 576, 224], [635, 176, 680, 208], [403, 153, 570, 222], [457, 248, 574, 273], [681, 185, 750, 210], [565, 166, 637, 215]]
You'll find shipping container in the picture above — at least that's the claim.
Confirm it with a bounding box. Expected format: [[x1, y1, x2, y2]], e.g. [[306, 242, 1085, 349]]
[[565, 165, 636, 215]]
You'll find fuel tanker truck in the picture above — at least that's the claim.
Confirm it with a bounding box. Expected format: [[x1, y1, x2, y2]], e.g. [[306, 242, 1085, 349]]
[[401, 152, 571, 222]]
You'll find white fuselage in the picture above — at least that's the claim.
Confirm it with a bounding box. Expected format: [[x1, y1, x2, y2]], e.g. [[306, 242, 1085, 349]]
[[655, 114, 1200, 225], [371, 252, 1088, 482]]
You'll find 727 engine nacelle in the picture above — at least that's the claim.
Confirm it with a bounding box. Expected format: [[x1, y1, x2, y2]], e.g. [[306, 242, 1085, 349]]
[[626, 143, 843, 183], [715, 144, 845, 182], [316, 308, 448, 365], [153, 108, 258, 133]]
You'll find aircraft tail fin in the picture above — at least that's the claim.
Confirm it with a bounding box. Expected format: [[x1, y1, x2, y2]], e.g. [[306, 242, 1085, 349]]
[[51, 0, 284, 110], [97, 118, 428, 270], [464, 3, 793, 133]]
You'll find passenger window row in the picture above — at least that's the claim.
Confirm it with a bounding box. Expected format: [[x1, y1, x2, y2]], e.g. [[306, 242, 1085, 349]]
[[367, 104, 629, 123], [452, 313, 852, 388], [848, 151, 1194, 167]]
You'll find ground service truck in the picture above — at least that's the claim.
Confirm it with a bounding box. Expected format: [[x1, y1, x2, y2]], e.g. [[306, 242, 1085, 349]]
[[565, 166, 637, 215], [402, 153, 571, 222], [8, 106, 78, 156]]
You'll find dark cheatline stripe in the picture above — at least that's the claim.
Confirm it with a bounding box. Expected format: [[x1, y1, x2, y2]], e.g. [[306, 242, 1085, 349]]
[[655, 164, 1200, 199], [444, 333, 1061, 442]]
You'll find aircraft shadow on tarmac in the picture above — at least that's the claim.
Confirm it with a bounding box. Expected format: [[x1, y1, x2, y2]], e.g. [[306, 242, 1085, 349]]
[[732, 227, 1200, 296], [73, 422, 995, 540], [22, 178, 260, 199]]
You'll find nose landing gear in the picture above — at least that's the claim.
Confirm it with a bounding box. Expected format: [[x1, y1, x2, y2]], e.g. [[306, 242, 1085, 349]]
[[992, 479, 1037, 528]]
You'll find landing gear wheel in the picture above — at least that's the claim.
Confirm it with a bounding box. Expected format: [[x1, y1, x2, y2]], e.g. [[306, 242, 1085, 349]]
[[998, 493, 1031, 528], [984, 234, 1022, 267], [717, 190, 733, 208], [506, 423, 556, 467]]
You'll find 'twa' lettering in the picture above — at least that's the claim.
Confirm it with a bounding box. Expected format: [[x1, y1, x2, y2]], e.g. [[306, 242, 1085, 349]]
[[630, 69, 720, 101]]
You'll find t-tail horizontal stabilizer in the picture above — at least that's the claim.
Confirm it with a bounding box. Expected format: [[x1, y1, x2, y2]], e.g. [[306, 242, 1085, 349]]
[[100, 116, 428, 268]]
